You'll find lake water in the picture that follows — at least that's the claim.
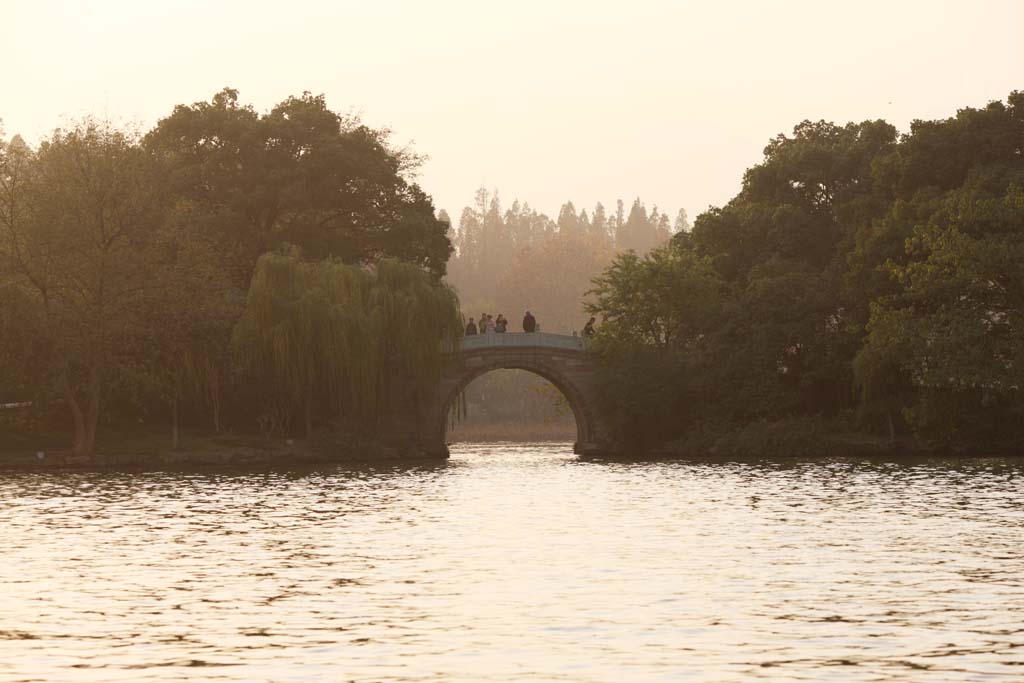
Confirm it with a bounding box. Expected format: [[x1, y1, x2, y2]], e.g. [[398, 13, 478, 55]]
[[2, 443, 1023, 682]]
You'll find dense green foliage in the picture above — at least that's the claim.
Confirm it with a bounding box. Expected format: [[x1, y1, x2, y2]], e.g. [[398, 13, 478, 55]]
[[588, 91, 1024, 452], [234, 252, 461, 437], [0, 91, 457, 457], [145, 88, 452, 283]]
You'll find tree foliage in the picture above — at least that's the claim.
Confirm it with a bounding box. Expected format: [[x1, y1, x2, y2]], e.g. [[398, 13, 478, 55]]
[[233, 252, 461, 437], [0, 121, 166, 456], [145, 88, 452, 283], [0, 90, 457, 457], [592, 91, 1024, 450]]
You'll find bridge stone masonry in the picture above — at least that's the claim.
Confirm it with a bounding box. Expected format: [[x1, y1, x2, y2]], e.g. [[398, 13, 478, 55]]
[[379, 332, 615, 458]]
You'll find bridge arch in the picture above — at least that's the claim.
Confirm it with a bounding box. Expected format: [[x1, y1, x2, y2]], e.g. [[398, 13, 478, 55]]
[[380, 333, 612, 457], [433, 351, 597, 454]]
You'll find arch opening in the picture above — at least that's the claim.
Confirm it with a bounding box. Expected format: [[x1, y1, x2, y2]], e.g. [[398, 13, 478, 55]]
[[446, 368, 579, 445], [401, 344, 606, 458], [434, 360, 593, 453]]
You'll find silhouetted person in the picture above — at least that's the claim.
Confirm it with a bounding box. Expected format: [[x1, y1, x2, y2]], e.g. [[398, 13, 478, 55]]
[[523, 310, 537, 333], [484, 314, 496, 333], [495, 314, 507, 333], [465, 318, 478, 335], [582, 317, 596, 337]]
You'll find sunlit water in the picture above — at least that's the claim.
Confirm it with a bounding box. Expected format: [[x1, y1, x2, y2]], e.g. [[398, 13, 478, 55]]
[[2, 444, 1024, 682]]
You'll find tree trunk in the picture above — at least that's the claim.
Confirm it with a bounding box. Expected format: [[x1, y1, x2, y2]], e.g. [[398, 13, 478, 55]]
[[64, 379, 88, 457], [304, 385, 313, 439], [210, 370, 221, 434], [83, 361, 101, 457], [171, 375, 180, 451], [61, 367, 99, 459]]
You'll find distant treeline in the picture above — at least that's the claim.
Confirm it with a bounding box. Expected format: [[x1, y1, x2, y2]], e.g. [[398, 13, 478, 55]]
[[587, 91, 1024, 452], [0, 89, 460, 458], [447, 189, 687, 333]]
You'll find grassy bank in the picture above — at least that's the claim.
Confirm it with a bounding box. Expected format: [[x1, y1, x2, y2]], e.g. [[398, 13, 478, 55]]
[[6, 417, 1016, 470], [0, 427, 430, 469], [0, 419, 578, 470], [650, 416, 1019, 459]]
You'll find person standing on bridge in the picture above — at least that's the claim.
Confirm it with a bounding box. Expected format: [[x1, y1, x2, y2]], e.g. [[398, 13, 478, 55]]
[[582, 317, 596, 338], [484, 314, 496, 334], [495, 314, 507, 333], [465, 317, 478, 335], [523, 310, 537, 333]]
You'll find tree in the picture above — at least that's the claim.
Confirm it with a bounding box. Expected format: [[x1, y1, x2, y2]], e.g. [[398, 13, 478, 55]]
[[557, 201, 581, 236], [674, 208, 690, 233], [0, 120, 166, 458], [857, 185, 1024, 445], [582, 90, 1024, 452], [592, 202, 610, 241], [585, 242, 726, 447], [588, 244, 724, 350], [614, 199, 625, 237], [133, 209, 241, 448], [579, 208, 592, 235], [617, 198, 664, 254], [145, 88, 453, 284], [437, 209, 452, 232], [233, 252, 462, 437], [0, 283, 43, 404]]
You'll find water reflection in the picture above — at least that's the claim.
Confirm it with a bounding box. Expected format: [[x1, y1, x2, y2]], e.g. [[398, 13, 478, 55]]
[[2, 444, 1023, 681]]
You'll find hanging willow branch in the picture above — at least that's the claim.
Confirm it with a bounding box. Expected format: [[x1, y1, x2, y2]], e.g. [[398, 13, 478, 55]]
[[232, 251, 462, 434]]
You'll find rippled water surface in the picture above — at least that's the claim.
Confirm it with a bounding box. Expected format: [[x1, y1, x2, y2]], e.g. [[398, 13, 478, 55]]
[[2, 444, 1024, 682]]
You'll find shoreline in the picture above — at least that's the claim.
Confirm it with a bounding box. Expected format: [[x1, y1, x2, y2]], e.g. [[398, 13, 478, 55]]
[[0, 430, 437, 471], [3, 424, 1021, 471]]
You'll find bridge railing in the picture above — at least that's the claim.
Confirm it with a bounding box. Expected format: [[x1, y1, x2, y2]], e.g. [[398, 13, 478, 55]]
[[452, 331, 588, 352]]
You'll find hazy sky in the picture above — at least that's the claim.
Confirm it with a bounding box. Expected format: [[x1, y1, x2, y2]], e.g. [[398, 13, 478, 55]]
[[5, 0, 1022, 223]]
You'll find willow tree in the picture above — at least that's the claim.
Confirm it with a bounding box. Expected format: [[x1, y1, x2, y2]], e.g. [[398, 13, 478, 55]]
[[233, 251, 461, 437], [368, 258, 463, 396], [234, 252, 353, 436]]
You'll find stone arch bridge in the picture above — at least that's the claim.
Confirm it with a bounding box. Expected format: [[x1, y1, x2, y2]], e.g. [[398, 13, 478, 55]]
[[381, 333, 613, 457]]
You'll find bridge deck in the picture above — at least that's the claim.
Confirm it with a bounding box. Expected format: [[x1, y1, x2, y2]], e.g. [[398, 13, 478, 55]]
[[455, 331, 587, 352]]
